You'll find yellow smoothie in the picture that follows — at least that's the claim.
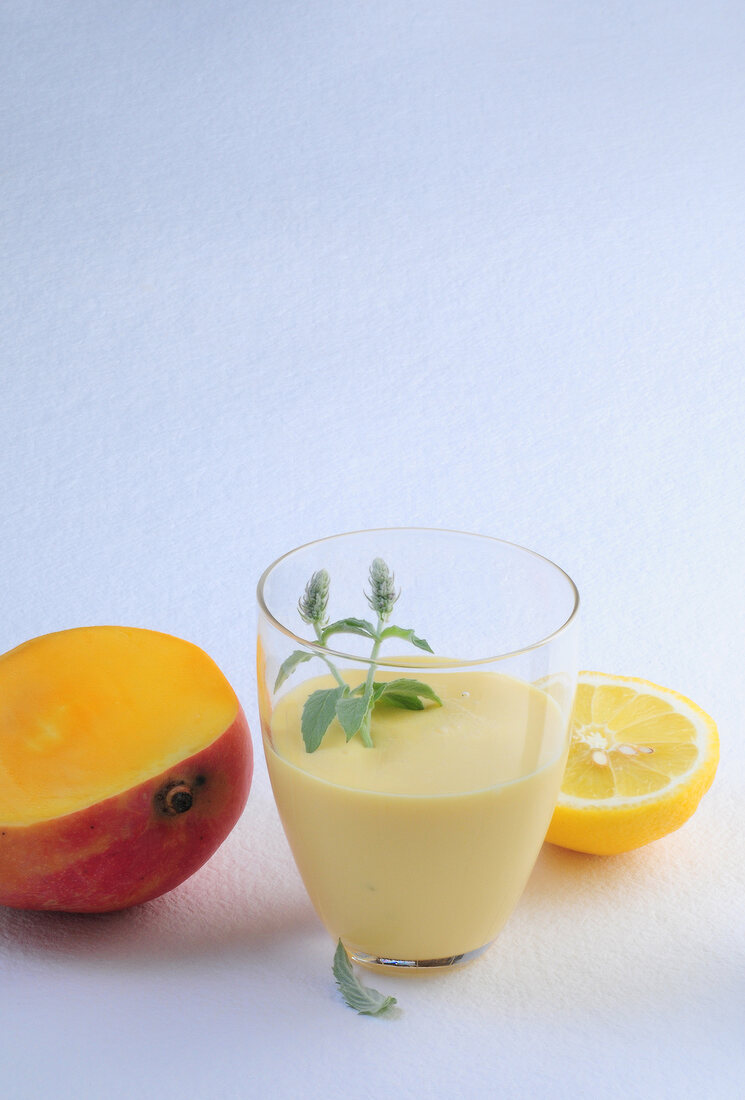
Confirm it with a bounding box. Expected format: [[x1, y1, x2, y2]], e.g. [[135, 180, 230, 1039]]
[[265, 668, 568, 961]]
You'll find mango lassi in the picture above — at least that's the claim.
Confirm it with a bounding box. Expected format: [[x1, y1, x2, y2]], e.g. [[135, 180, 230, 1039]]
[[265, 668, 568, 963]]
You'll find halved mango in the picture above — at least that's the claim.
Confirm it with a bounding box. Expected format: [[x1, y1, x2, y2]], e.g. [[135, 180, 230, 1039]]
[[0, 626, 252, 911]]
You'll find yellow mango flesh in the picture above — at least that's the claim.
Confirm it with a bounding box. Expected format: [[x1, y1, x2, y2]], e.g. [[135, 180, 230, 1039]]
[[0, 626, 238, 826]]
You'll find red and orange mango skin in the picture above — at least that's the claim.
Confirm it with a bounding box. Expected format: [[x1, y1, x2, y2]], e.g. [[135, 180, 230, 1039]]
[[0, 711, 251, 912]]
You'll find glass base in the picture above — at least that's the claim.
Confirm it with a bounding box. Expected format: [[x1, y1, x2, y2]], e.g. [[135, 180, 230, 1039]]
[[345, 941, 491, 971]]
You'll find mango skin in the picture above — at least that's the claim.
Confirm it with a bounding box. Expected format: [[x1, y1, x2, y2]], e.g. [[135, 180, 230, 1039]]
[[0, 710, 252, 912]]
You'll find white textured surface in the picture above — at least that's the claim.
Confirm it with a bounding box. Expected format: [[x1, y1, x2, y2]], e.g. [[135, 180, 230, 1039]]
[[1, 2, 744, 1097]]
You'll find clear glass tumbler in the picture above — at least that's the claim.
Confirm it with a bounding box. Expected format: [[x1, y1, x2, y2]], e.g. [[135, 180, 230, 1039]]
[[257, 528, 579, 969]]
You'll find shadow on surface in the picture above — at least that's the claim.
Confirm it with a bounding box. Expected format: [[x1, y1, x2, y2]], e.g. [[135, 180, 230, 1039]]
[[484, 836, 745, 1033], [0, 887, 320, 971]]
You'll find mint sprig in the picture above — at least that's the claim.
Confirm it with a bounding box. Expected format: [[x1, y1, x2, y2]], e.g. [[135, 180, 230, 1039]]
[[332, 940, 397, 1017], [274, 558, 443, 751]]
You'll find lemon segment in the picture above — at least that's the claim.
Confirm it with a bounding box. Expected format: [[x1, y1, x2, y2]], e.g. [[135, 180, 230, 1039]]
[[545, 671, 718, 855]]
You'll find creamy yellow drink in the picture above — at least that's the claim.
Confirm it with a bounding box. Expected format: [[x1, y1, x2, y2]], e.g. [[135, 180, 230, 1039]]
[[265, 668, 568, 962]]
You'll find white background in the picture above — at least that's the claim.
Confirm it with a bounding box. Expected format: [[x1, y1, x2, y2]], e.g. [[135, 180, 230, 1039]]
[[2, 2, 744, 1097]]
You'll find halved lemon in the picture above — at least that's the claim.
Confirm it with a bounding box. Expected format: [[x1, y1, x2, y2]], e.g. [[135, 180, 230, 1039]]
[[546, 671, 719, 855]]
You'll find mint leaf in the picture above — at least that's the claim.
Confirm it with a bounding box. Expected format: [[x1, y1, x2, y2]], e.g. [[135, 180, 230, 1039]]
[[321, 617, 377, 644], [379, 625, 434, 653], [301, 687, 345, 752], [333, 941, 397, 1017], [376, 678, 443, 709], [274, 649, 313, 691], [335, 693, 372, 741], [379, 692, 425, 710]]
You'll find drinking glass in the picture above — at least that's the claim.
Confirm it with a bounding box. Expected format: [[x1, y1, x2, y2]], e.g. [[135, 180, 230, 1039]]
[[257, 528, 579, 969]]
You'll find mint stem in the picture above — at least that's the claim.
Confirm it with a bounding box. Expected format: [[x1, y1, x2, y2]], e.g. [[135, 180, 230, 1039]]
[[358, 613, 385, 748], [313, 623, 347, 691]]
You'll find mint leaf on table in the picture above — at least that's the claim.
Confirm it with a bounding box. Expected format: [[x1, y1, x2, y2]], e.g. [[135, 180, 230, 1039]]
[[274, 650, 313, 691], [301, 687, 345, 752], [332, 941, 398, 1017]]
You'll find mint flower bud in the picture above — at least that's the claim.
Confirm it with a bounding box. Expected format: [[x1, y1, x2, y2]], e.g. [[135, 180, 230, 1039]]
[[365, 558, 400, 620], [298, 569, 330, 626]]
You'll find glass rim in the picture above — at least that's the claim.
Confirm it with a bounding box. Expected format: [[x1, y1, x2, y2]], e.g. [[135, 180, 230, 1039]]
[[256, 526, 580, 669]]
